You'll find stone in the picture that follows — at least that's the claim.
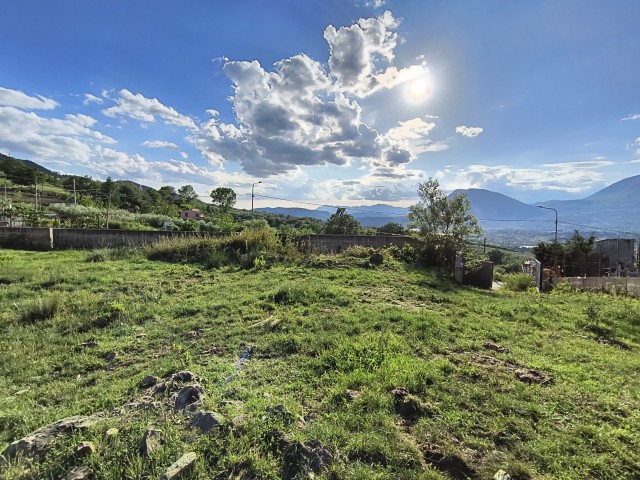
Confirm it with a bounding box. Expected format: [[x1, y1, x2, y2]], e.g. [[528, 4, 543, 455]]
[[140, 375, 160, 388], [75, 441, 96, 457], [1, 414, 104, 460], [282, 441, 332, 480], [160, 452, 197, 480], [62, 465, 93, 480], [515, 368, 554, 385], [140, 428, 164, 457], [344, 389, 363, 401], [369, 252, 384, 265], [174, 385, 205, 411], [494, 470, 512, 480], [171, 371, 199, 382], [190, 411, 224, 434], [483, 342, 509, 353], [105, 428, 119, 437], [231, 414, 251, 430]]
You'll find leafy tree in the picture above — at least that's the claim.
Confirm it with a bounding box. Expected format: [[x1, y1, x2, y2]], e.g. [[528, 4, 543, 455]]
[[408, 178, 481, 266], [210, 187, 237, 213], [158, 185, 177, 203], [532, 241, 564, 266], [377, 222, 406, 235], [177, 184, 198, 205], [324, 208, 361, 234]]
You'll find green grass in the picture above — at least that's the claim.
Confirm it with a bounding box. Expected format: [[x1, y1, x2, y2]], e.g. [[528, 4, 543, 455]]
[[0, 247, 639, 479]]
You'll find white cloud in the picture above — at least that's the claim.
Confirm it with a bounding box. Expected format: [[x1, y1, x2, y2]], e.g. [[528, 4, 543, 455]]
[[621, 113, 640, 121], [142, 140, 179, 150], [456, 125, 484, 138], [0, 106, 115, 164], [190, 12, 430, 177], [0, 86, 59, 110], [83, 93, 104, 105], [180, 151, 188, 159], [438, 160, 613, 193], [324, 11, 425, 97], [103, 89, 197, 129]]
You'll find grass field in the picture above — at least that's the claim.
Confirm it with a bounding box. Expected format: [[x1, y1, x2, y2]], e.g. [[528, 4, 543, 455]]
[[0, 245, 639, 479]]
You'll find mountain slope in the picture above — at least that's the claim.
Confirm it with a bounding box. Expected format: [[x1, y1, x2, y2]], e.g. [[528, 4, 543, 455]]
[[450, 188, 543, 221]]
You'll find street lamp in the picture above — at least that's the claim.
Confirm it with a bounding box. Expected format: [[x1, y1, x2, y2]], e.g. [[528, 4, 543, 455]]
[[537, 205, 558, 242], [251, 181, 262, 214]]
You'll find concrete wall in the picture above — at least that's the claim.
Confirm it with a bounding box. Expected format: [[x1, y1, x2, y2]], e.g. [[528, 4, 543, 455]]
[[454, 254, 494, 289], [563, 276, 640, 298], [0, 227, 52, 250], [0, 228, 419, 253]]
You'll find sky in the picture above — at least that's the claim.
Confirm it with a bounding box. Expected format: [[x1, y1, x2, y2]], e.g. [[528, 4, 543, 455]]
[[1, 0, 639, 209]]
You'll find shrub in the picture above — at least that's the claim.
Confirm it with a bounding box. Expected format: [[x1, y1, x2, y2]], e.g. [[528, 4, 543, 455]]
[[502, 273, 535, 292]]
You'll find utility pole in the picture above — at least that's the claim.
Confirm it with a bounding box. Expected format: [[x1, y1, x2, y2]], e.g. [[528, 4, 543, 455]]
[[105, 192, 111, 229], [537, 206, 558, 242], [73, 178, 77, 207], [251, 181, 262, 214]]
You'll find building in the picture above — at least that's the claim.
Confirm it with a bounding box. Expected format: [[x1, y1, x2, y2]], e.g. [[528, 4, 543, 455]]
[[180, 209, 205, 221]]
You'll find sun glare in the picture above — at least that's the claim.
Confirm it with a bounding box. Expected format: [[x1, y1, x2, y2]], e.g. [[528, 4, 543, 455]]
[[407, 75, 433, 101]]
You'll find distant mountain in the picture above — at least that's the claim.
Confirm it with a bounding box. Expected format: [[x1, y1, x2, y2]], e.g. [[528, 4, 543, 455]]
[[255, 207, 330, 221], [449, 188, 543, 221]]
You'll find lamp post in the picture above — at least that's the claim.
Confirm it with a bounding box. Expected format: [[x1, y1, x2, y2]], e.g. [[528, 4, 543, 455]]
[[251, 181, 262, 214], [537, 205, 558, 242]]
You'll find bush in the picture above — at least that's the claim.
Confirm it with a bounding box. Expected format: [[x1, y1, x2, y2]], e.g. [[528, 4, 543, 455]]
[[502, 273, 535, 292]]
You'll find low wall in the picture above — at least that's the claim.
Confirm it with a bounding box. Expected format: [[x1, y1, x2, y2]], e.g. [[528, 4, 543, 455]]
[[51, 229, 228, 249], [0, 227, 53, 250], [563, 276, 640, 298], [0, 228, 419, 253]]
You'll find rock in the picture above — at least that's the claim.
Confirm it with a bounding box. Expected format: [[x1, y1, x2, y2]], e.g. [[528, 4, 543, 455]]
[[361, 260, 372, 269], [190, 411, 224, 434], [171, 371, 199, 382], [140, 375, 160, 388], [515, 368, 554, 385], [104, 351, 118, 362], [62, 465, 93, 480], [494, 470, 513, 480], [1, 414, 104, 460], [231, 414, 251, 430], [483, 342, 509, 353], [369, 252, 384, 265], [174, 385, 205, 411], [105, 428, 119, 437], [160, 452, 197, 480], [344, 389, 363, 401], [282, 441, 332, 480], [75, 441, 96, 457], [140, 428, 164, 457]]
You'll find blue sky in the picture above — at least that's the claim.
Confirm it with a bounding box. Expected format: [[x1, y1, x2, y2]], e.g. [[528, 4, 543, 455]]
[[1, 0, 639, 209]]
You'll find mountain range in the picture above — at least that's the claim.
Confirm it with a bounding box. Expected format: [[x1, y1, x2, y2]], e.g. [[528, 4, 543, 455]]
[[259, 175, 640, 242]]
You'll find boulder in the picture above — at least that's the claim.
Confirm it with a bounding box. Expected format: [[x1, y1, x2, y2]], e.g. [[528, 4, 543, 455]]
[[2, 414, 104, 460], [140, 375, 160, 388], [160, 452, 197, 480], [190, 412, 224, 434], [62, 465, 93, 480], [369, 252, 384, 265], [174, 385, 205, 411], [140, 428, 164, 457]]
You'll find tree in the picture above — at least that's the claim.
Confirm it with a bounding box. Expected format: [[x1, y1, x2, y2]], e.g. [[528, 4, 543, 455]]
[[158, 185, 177, 204], [210, 187, 237, 213], [408, 178, 481, 266], [324, 208, 362, 234], [377, 222, 406, 235], [177, 185, 198, 205]]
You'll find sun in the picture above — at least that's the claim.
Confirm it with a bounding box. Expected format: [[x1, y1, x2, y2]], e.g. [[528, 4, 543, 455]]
[[407, 75, 433, 101]]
